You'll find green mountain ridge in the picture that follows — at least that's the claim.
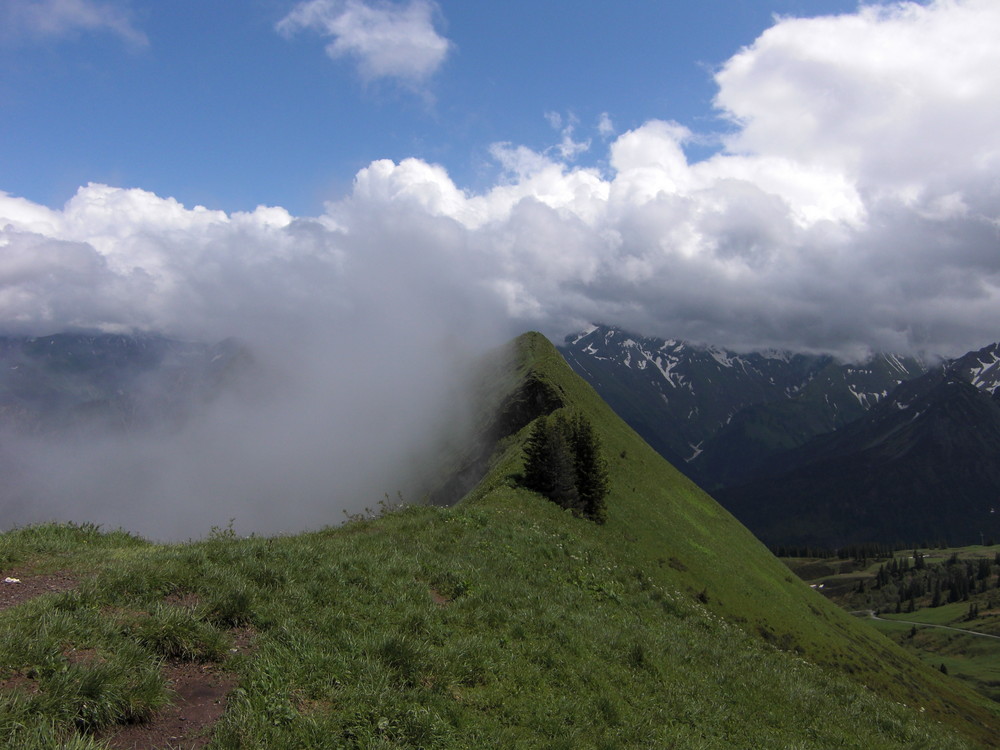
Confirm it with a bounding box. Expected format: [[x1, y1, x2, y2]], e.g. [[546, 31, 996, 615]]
[[0, 331, 997, 747]]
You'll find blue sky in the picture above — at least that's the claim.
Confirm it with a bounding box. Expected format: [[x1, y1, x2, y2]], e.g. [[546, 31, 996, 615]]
[[1, 0, 859, 215]]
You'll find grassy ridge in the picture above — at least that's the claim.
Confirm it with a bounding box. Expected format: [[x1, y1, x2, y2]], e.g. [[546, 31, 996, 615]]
[[0, 331, 997, 747], [465, 333, 999, 742]]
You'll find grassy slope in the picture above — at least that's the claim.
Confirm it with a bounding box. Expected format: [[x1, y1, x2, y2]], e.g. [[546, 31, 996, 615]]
[[463, 333, 999, 743], [0, 331, 996, 748], [785, 544, 1000, 704]]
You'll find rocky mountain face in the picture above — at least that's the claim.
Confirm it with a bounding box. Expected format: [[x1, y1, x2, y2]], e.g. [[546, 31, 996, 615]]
[[717, 343, 1000, 547], [0, 333, 251, 436], [562, 326, 1000, 547], [558, 325, 926, 488]]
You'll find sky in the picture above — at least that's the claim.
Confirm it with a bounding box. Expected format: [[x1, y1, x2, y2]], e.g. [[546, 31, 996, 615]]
[[1, 0, 999, 360]]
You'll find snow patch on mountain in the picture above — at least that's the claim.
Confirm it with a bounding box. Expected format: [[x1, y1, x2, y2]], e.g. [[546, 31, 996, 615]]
[[968, 348, 1000, 393], [685, 443, 704, 462], [570, 324, 599, 346]]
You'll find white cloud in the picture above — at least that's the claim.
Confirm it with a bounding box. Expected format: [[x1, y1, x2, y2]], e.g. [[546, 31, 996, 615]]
[[541, 110, 591, 162], [0, 182, 500, 538], [597, 112, 615, 138], [277, 0, 451, 86], [324, 2, 1000, 357], [0, 0, 147, 47], [714, 0, 1000, 213]]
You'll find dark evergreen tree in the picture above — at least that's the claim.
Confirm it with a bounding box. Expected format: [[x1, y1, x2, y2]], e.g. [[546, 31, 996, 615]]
[[522, 411, 609, 523], [522, 417, 553, 493], [522, 415, 579, 512], [568, 412, 610, 524], [547, 418, 583, 512]]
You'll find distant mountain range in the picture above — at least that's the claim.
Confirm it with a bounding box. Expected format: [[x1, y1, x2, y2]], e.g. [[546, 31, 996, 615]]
[[718, 343, 1000, 547], [559, 325, 926, 488], [0, 333, 250, 436], [561, 325, 1000, 547]]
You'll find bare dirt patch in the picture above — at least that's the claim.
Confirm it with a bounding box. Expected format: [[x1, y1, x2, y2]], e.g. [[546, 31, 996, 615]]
[[0, 671, 39, 696], [99, 625, 255, 749], [62, 646, 106, 666], [229, 625, 256, 655], [0, 570, 76, 610], [101, 662, 237, 750], [164, 591, 203, 609]]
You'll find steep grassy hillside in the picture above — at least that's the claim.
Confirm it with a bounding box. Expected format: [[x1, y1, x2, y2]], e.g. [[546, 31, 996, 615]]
[[0, 332, 996, 747], [462, 333, 1000, 743], [783, 544, 1000, 703]]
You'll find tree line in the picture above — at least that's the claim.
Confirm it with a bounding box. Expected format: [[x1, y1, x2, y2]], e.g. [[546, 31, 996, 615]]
[[770, 540, 979, 561]]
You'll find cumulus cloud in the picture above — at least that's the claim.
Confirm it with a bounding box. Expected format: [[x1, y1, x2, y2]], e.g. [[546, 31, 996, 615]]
[[277, 0, 451, 86], [715, 0, 1000, 213], [0, 0, 147, 47], [4, 0, 1000, 359], [325, 1, 999, 359]]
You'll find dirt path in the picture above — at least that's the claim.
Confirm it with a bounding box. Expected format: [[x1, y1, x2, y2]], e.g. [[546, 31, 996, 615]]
[[1, 572, 254, 748], [0, 570, 77, 609], [100, 663, 237, 749]]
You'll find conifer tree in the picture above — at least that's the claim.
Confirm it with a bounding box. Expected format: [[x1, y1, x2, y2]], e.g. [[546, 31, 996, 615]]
[[522, 415, 580, 512], [568, 412, 609, 524], [546, 419, 582, 512], [523, 417, 554, 493], [521, 411, 608, 522]]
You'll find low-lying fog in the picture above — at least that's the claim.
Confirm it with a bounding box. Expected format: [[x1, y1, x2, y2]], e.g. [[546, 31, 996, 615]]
[[0, 197, 512, 540]]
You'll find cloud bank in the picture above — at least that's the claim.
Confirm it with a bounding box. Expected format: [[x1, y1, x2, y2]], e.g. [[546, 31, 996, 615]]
[[1, 0, 999, 536], [277, 0, 451, 86], [7, 0, 995, 359]]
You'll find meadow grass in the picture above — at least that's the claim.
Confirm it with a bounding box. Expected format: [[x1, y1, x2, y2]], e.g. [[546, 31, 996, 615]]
[[0, 504, 981, 748], [866, 610, 1000, 704]]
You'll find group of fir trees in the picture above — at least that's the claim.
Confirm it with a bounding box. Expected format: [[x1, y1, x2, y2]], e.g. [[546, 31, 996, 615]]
[[867, 551, 1000, 612], [522, 411, 609, 523]]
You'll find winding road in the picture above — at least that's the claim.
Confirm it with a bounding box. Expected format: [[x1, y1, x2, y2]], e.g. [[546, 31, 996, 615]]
[[851, 610, 1000, 640]]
